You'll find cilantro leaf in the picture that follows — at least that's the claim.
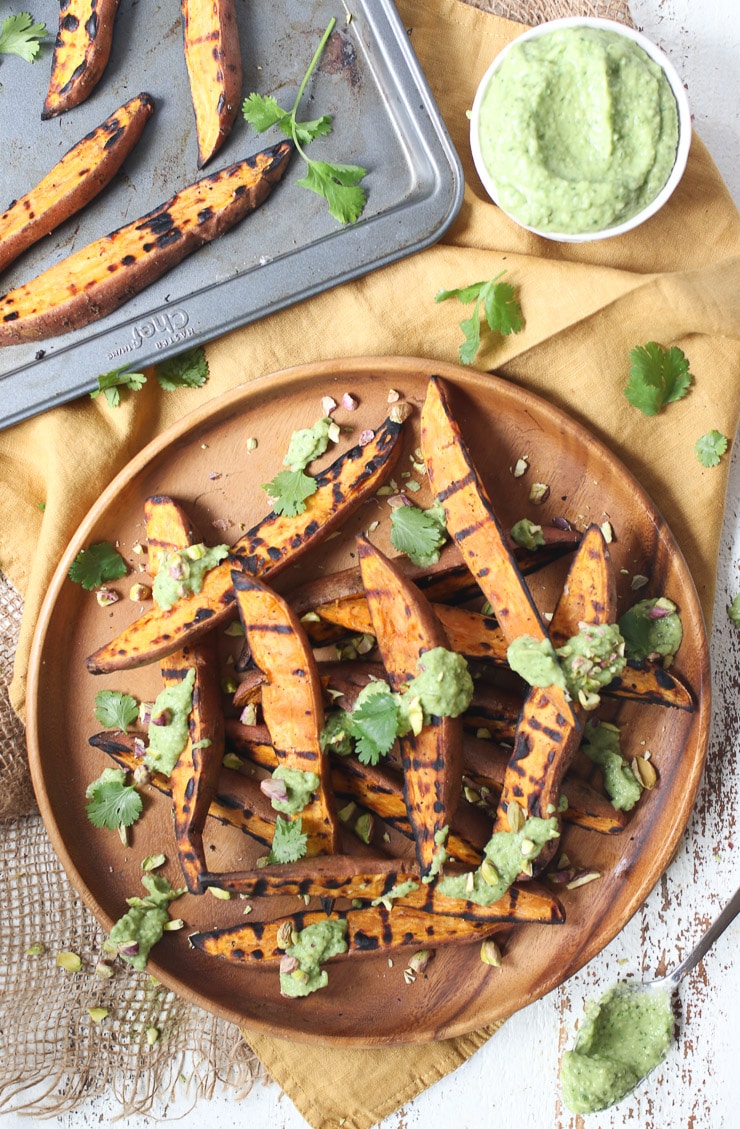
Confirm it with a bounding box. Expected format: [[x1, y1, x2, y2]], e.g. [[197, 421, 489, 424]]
[[262, 468, 317, 516], [624, 343, 693, 416], [348, 689, 400, 765], [267, 816, 308, 864], [435, 273, 523, 365], [155, 347, 209, 392], [242, 19, 367, 224], [0, 13, 46, 62], [482, 279, 524, 336], [68, 541, 127, 590], [90, 367, 147, 408], [390, 502, 448, 567], [85, 768, 143, 831], [94, 689, 139, 732], [695, 430, 728, 468], [728, 593, 740, 627], [296, 160, 367, 225]]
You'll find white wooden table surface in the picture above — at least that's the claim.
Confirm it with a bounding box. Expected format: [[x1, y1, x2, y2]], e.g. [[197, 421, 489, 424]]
[[5, 1, 739, 1127]]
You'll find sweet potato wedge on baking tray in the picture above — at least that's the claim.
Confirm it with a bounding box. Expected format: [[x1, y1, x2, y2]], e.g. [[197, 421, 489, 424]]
[[43, 0, 121, 119], [86, 414, 406, 674], [231, 571, 341, 857], [356, 536, 463, 877], [182, 0, 243, 167], [0, 140, 293, 345], [0, 93, 154, 277], [144, 496, 224, 893]]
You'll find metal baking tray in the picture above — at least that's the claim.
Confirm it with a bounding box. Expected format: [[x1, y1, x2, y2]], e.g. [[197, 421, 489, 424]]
[[0, 0, 463, 429]]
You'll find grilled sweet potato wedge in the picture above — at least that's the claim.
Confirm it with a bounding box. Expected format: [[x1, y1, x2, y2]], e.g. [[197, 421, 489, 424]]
[[144, 496, 224, 893], [87, 414, 405, 674], [420, 376, 576, 728], [182, 0, 242, 167], [91, 730, 277, 846], [43, 0, 121, 119], [231, 571, 341, 857], [0, 140, 292, 345], [190, 906, 505, 968], [357, 537, 463, 878], [494, 526, 616, 874], [0, 93, 153, 276]]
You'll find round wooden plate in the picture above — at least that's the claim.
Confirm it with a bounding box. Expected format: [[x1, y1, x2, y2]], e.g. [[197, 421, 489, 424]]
[[26, 357, 711, 1045]]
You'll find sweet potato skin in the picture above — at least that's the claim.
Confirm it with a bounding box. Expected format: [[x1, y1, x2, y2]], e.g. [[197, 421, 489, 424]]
[[182, 0, 243, 167], [86, 416, 405, 674], [0, 140, 293, 345], [0, 94, 154, 277], [43, 0, 121, 119]]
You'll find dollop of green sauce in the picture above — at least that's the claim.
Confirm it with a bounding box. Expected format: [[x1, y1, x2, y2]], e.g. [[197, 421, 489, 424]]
[[319, 709, 354, 756], [145, 668, 195, 776], [478, 26, 679, 233], [510, 518, 545, 551], [618, 597, 683, 664], [270, 766, 320, 815], [582, 722, 643, 811], [438, 816, 559, 906], [561, 984, 673, 1113], [284, 417, 334, 471], [403, 647, 474, 721], [371, 880, 419, 908], [508, 624, 626, 707], [107, 874, 184, 972], [558, 622, 626, 701], [507, 636, 566, 690], [152, 544, 229, 611], [279, 919, 348, 998]]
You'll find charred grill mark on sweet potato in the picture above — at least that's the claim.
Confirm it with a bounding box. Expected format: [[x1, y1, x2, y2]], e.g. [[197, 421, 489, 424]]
[[43, 0, 121, 119], [0, 94, 154, 277], [357, 537, 463, 877], [231, 572, 341, 857], [86, 417, 405, 674], [0, 141, 293, 345], [421, 377, 576, 728], [182, 0, 243, 167], [144, 496, 224, 894]]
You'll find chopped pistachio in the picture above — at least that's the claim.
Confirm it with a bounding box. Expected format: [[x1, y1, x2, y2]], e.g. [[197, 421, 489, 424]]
[[464, 786, 481, 804], [507, 802, 525, 833], [277, 921, 297, 949], [25, 941, 46, 957], [207, 886, 232, 900], [131, 541, 145, 555], [133, 764, 151, 786], [145, 1026, 160, 1046], [512, 456, 529, 478], [141, 853, 166, 872], [163, 919, 185, 932], [387, 388, 400, 403], [95, 587, 120, 607], [56, 951, 82, 973], [408, 949, 432, 974], [632, 756, 658, 789], [128, 583, 151, 602], [87, 1007, 109, 1024], [224, 620, 246, 636], [529, 481, 550, 505], [221, 676, 238, 695], [480, 939, 503, 967], [600, 521, 614, 543], [475, 727, 492, 740], [222, 752, 243, 771], [480, 859, 500, 886], [354, 813, 374, 844], [403, 968, 416, 985], [95, 960, 115, 979], [631, 574, 650, 591], [243, 903, 253, 915], [566, 870, 601, 890], [337, 801, 357, 824]]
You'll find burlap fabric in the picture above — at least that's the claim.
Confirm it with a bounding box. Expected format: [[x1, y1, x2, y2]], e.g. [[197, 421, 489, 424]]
[[4, 0, 738, 1125]]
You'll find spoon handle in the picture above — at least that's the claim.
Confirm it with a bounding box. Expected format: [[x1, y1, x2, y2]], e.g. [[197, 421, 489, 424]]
[[669, 883, 740, 987]]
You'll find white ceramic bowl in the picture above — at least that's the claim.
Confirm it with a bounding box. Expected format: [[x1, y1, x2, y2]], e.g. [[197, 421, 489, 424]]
[[469, 17, 692, 242]]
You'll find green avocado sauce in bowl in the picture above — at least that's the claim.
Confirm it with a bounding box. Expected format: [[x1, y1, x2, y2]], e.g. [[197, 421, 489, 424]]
[[470, 18, 691, 241]]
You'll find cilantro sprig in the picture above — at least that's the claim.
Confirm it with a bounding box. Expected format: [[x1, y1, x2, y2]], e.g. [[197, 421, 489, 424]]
[[94, 689, 139, 732], [390, 502, 448, 567], [435, 273, 523, 365], [0, 13, 46, 62], [262, 467, 317, 517], [68, 540, 127, 590], [91, 348, 209, 408], [266, 816, 308, 864], [242, 19, 367, 224], [347, 688, 400, 766], [85, 767, 143, 832], [624, 342, 693, 416], [695, 430, 728, 468]]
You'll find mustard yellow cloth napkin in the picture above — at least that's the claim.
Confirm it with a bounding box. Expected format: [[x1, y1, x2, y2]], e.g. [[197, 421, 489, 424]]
[[1, 1, 739, 1126]]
